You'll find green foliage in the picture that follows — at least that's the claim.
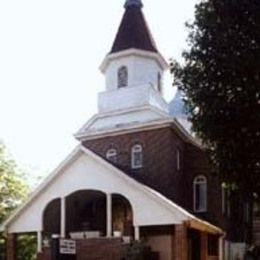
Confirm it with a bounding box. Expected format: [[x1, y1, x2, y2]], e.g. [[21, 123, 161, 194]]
[[0, 142, 36, 259], [123, 241, 151, 260], [17, 234, 37, 260], [0, 234, 5, 260], [124, 241, 145, 260], [0, 142, 28, 223], [171, 0, 260, 194]]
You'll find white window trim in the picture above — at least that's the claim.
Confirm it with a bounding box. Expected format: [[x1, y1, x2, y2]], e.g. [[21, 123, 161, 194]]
[[245, 202, 250, 223], [221, 185, 226, 214], [131, 144, 143, 169], [176, 149, 181, 171], [193, 175, 207, 213], [118, 66, 128, 88], [221, 184, 231, 217], [157, 72, 162, 93], [106, 148, 117, 163], [227, 189, 231, 217]]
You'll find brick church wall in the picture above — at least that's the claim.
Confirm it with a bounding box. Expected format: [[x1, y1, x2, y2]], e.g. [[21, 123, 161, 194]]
[[83, 126, 227, 231], [6, 234, 16, 260], [76, 238, 123, 260], [184, 144, 226, 227], [37, 239, 123, 260], [83, 127, 186, 205]]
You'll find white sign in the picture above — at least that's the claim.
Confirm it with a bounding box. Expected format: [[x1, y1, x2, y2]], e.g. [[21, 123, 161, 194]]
[[60, 239, 76, 255]]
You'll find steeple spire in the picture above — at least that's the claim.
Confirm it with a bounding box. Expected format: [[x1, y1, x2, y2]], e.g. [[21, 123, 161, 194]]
[[124, 0, 143, 8], [110, 0, 157, 54]]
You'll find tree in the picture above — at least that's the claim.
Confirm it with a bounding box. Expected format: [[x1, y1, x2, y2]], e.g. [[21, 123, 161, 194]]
[[171, 0, 260, 242], [0, 142, 36, 259], [171, 0, 260, 193], [16, 234, 37, 260], [0, 142, 28, 223]]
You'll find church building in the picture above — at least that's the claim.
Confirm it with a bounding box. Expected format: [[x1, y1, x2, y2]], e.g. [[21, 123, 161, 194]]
[[2, 0, 258, 259]]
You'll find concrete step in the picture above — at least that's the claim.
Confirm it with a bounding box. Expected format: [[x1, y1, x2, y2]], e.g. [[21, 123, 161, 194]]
[[253, 219, 260, 229], [253, 225, 260, 232], [253, 225, 260, 230], [253, 218, 260, 245], [253, 232, 260, 245], [253, 219, 260, 224]]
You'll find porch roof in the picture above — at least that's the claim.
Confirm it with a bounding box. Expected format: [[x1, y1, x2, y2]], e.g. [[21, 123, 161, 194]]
[[0, 145, 222, 235]]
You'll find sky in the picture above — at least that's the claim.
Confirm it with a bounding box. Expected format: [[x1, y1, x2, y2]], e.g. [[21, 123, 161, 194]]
[[0, 0, 197, 181]]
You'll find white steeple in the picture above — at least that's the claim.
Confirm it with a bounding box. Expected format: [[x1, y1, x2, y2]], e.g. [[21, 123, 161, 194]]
[[98, 0, 168, 114], [75, 1, 171, 141]]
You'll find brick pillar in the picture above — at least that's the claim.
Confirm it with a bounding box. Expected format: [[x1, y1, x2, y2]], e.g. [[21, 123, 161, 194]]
[[200, 232, 208, 260], [6, 233, 16, 260], [174, 224, 188, 260]]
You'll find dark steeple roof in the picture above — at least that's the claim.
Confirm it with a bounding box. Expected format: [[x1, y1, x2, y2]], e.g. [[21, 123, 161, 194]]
[[110, 0, 158, 54]]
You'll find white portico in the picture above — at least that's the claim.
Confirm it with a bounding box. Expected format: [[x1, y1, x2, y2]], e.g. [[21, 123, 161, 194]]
[[75, 0, 170, 142], [1, 145, 222, 256]]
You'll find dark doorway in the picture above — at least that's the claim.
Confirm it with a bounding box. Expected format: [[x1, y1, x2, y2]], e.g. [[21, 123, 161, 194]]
[[188, 229, 201, 260]]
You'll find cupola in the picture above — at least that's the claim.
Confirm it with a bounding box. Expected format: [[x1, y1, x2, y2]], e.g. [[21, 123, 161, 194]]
[[75, 1, 170, 141], [100, 0, 168, 95]]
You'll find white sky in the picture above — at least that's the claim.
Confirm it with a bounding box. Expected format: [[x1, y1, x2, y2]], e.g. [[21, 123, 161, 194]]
[[0, 0, 196, 180]]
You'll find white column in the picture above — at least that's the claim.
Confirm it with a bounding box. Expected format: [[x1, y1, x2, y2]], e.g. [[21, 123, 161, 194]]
[[37, 231, 42, 253], [61, 197, 66, 238], [134, 226, 140, 241], [106, 193, 112, 237], [219, 236, 224, 260]]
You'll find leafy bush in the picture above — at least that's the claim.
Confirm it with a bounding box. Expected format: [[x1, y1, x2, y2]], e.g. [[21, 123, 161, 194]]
[[123, 241, 147, 260], [17, 234, 37, 260]]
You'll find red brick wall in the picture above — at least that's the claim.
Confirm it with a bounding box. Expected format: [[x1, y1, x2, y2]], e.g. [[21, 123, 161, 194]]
[[200, 232, 208, 260], [76, 238, 123, 260], [83, 126, 226, 230], [37, 249, 51, 260], [6, 234, 16, 260], [37, 239, 123, 260], [174, 224, 188, 260], [83, 127, 186, 205], [184, 144, 227, 228]]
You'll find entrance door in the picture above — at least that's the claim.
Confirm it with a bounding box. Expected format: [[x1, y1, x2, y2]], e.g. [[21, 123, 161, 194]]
[[188, 230, 201, 260]]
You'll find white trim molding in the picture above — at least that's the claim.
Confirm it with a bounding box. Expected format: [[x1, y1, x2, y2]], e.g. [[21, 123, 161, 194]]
[[100, 48, 168, 73], [193, 175, 207, 213]]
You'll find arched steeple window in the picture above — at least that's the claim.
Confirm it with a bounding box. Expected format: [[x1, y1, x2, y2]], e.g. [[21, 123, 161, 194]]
[[193, 175, 207, 212], [131, 144, 143, 169], [118, 66, 128, 88], [157, 72, 162, 92]]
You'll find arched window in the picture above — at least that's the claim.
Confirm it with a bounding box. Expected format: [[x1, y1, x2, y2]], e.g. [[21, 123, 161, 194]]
[[157, 72, 162, 92], [221, 183, 231, 217], [131, 144, 143, 169], [106, 148, 117, 163], [193, 175, 207, 212], [118, 66, 128, 88]]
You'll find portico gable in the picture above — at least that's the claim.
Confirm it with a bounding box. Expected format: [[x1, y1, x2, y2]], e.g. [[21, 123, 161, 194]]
[[2, 145, 205, 234]]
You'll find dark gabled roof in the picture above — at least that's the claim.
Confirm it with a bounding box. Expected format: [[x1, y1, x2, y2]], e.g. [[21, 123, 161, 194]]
[[110, 4, 158, 54]]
